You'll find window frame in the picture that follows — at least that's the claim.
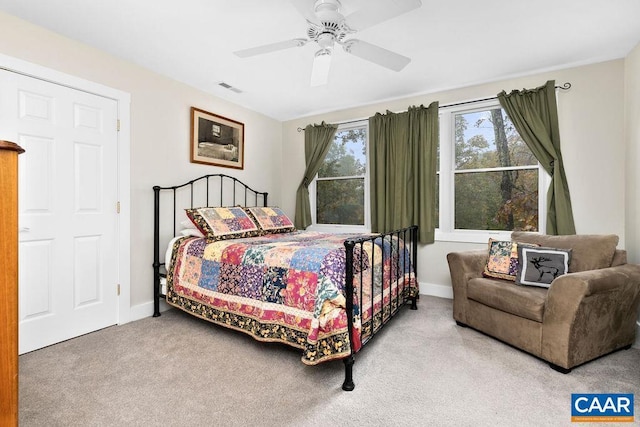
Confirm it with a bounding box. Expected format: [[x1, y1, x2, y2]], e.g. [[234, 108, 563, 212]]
[[435, 99, 550, 243], [308, 120, 371, 234]]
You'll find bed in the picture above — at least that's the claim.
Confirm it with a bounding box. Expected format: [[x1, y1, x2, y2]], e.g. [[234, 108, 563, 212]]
[[153, 174, 418, 391]]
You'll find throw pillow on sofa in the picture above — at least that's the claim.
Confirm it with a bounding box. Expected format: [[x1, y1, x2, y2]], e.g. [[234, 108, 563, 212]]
[[483, 239, 538, 281], [516, 245, 572, 287]]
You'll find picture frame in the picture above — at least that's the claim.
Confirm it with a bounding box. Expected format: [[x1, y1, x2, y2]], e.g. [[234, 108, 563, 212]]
[[190, 107, 244, 169]]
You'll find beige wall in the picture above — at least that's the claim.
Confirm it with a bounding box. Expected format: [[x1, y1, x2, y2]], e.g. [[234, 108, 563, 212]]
[[624, 42, 640, 346], [0, 12, 283, 311], [282, 60, 628, 295], [625, 42, 640, 265]]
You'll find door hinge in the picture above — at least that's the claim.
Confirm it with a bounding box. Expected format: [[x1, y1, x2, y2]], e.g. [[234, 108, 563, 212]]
[[117, 201, 120, 213], [117, 284, 121, 296], [117, 119, 121, 132]]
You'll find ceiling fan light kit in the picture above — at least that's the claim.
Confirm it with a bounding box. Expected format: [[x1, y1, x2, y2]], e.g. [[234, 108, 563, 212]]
[[233, 0, 422, 86], [311, 49, 333, 86]]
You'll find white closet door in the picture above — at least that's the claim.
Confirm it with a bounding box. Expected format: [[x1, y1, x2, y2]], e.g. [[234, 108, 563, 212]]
[[0, 70, 119, 354]]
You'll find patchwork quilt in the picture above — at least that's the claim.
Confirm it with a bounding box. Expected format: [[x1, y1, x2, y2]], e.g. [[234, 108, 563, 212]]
[[166, 230, 417, 365]]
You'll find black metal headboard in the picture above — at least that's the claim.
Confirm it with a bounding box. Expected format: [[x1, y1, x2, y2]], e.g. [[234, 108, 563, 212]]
[[153, 174, 268, 236], [152, 174, 268, 315]]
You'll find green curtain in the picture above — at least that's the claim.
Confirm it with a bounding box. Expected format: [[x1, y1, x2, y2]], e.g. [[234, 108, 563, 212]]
[[294, 122, 338, 229], [369, 102, 439, 243], [497, 80, 576, 235]]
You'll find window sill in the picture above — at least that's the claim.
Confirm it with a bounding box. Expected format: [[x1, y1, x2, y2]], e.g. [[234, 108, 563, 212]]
[[435, 229, 512, 244], [307, 224, 371, 234]]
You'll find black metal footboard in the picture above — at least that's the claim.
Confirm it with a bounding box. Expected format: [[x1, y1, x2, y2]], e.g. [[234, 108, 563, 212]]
[[341, 225, 419, 391]]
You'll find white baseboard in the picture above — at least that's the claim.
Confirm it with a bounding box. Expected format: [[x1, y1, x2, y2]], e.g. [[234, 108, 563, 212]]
[[125, 288, 640, 349], [419, 282, 453, 299], [126, 299, 171, 323]]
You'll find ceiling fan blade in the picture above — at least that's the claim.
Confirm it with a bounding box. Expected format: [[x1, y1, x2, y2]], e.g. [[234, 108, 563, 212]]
[[342, 40, 410, 71], [234, 38, 307, 58], [289, 0, 320, 25], [345, 0, 422, 31], [310, 49, 332, 87]]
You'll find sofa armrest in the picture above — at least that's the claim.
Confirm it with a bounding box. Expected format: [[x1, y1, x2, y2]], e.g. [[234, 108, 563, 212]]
[[611, 249, 627, 267], [542, 264, 640, 368], [547, 264, 640, 300], [447, 249, 487, 323]]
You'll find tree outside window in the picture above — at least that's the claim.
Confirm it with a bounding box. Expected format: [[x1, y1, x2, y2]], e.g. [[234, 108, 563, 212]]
[[315, 125, 367, 226], [437, 102, 545, 242]]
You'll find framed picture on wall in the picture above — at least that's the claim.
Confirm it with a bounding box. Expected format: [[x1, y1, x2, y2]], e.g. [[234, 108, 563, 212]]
[[190, 107, 244, 169]]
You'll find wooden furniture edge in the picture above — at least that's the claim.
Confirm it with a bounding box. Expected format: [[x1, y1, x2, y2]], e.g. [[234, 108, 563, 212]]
[[0, 140, 25, 154], [0, 141, 23, 426]]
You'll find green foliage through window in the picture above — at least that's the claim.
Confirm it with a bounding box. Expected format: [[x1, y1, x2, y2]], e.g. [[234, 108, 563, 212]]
[[452, 108, 538, 232], [316, 126, 367, 226]]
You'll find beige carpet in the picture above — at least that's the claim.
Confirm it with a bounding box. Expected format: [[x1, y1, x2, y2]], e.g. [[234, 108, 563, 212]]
[[19, 296, 640, 426]]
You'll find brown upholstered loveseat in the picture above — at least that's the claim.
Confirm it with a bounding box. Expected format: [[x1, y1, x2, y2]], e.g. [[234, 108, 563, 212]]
[[447, 232, 640, 372]]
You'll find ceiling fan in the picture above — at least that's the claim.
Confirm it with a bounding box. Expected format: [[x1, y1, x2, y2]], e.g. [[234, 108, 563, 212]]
[[233, 0, 422, 86]]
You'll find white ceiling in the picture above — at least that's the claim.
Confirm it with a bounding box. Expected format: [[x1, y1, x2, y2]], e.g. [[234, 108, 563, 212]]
[[1, 0, 639, 121]]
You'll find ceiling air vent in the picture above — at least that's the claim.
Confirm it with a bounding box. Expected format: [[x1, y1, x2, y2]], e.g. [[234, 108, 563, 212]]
[[218, 82, 242, 94]]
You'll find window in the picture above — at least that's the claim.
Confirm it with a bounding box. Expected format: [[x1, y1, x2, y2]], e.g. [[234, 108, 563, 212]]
[[310, 121, 369, 232], [437, 100, 548, 243]]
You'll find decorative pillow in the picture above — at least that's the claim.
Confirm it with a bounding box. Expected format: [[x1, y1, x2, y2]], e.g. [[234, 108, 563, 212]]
[[516, 245, 572, 288], [244, 207, 296, 234], [185, 207, 260, 241], [483, 239, 535, 281]]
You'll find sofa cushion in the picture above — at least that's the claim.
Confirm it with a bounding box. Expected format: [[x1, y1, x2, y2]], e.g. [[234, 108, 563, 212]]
[[515, 245, 572, 288], [511, 232, 618, 272], [467, 277, 547, 322]]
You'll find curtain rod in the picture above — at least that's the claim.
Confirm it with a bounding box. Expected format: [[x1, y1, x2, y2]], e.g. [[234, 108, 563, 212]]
[[297, 82, 572, 131]]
